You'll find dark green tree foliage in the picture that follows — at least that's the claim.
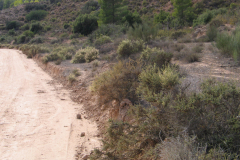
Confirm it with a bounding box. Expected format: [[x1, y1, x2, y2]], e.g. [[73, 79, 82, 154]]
[[171, 0, 195, 25], [98, 0, 127, 24], [25, 10, 48, 21], [30, 22, 42, 33], [73, 14, 98, 35], [24, 3, 47, 12], [154, 10, 170, 24], [122, 10, 142, 28], [6, 21, 20, 30]]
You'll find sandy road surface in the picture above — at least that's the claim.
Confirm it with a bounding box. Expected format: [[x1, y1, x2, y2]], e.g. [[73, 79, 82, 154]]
[[0, 49, 100, 160]]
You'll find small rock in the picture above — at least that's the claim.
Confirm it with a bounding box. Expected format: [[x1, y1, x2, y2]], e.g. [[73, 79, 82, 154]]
[[81, 132, 85, 137], [76, 114, 81, 119], [82, 155, 89, 160]]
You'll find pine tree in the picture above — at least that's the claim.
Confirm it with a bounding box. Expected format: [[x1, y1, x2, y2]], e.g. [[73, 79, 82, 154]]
[[98, 0, 127, 24], [171, 0, 193, 25]]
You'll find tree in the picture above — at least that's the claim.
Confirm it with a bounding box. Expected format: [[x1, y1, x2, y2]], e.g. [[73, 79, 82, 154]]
[[171, 0, 194, 25], [154, 10, 170, 24], [73, 14, 98, 35], [98, 0, 127, 24], [122, 10, 142, 28]]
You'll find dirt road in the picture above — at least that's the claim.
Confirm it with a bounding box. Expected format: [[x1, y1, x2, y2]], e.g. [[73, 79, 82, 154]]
[[0, 49, 100, 160]]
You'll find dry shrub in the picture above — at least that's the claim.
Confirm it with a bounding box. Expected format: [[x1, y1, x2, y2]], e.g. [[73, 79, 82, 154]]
[[173, 44, 185, 52], [71, 47, 99, 63], [72, 69, 81, 77], [20, 44, 40, 58], [68, 73, 76, 84], [192, 44, 204, 53], [177, 34, 192, 43], [90, 60, 142, 104], [140, 47, 173, 68], [117, 39, 144, 57], [174, 49, 201, 63]]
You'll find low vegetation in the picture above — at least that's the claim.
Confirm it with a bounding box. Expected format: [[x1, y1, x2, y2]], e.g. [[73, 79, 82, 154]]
[[1, 0, 240, 159]]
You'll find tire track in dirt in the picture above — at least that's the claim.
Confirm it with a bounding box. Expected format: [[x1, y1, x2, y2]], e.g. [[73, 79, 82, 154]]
[[0, 49, 100, 160]]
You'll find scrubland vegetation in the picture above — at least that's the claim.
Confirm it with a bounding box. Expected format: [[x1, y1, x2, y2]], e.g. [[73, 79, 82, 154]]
[[1, 0, 240, 159]]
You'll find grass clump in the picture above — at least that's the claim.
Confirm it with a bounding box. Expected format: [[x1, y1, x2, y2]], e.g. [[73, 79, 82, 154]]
[[72, 69, 81, 77], [140, 47, 173, 68], [71, 47, 99, 63], [117, 39, 144, 57], [192, 44, 204, 53], [25, 10, 48, 21], [216, 28, 240, 60], [67, 73, 76, 84], [94, 35, 112, 46]]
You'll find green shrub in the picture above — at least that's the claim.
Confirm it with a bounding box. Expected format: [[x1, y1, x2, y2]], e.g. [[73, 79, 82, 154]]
[[216, 31, 238, 58], [68, 73, 76, 84], [19, 45, 40, 58], [117, 39, 144, 57], [63, 23, 70, 29], [17, 31, 34, 44], [94, 35, 112, 46], [127, 22, 158, 42], [29, 37, 44, 44], [90, 60, 142, 104], [30, 22, 43, 33], [8, 29, 15, 35], [24, 3, 47, 12], [71, 47, 99, 63], [23, 30, 34, 38], [81, 0, 99, 14], [73, 14, 98, 35], [6, 21, 20, 30], [43, 46, 75, 63], [193, 8, 227, 27], [206, 25, 218, 42], [192, 44, 204, 53], [25, 10, 48, 21], [88, 24, 124, 42], [140, 47, 173, 68], [20, 24, 30, 30], [170, 31, 186, 39]]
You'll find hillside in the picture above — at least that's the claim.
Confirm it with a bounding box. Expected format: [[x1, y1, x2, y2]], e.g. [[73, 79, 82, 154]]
[[1, 0, 240, 159]]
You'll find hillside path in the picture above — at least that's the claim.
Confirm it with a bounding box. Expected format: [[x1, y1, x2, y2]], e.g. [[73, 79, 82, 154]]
[[0, 49, 100, 160]]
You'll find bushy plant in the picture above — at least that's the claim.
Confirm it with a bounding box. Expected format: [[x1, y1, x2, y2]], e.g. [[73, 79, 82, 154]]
[[94, 35, 112, 46], [8, 29, 15, 35], [81, 0, 99, 14], [6, 21, 20, 30], [90, 60, 142, 104], [20, 24, 30, 30], [43, 46, 75, 63], [72, 14, 98, 35], [19, 45, 40, 58], [117, 39, 144, 57], [71, 47, 99, 63], [24, 3, 47, 12], [206, 25, 218, 42], [17, 30, 34, 43], [216, 29, 240, 60], [29, 37, 44, 44], [30, 22, 43, 33], [25, 10, 48, 21], [170, 31, 186, 39], [88, 24, 125, 42], [127, 22, 158, 42], [140, 47, 173, 68]]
